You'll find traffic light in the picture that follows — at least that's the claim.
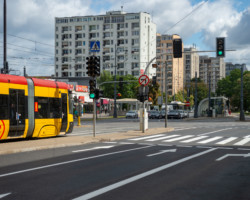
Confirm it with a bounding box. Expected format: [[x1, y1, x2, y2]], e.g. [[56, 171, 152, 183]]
[[119, 77, 123, 90], [148, 97, 152, 102], [93, 56, 101, 76], [117, 93, 122, 98], [95, 89, 104, 99], [173, 39, 182, 58], [89, 79, 96, 99], [216, 37, 225, 57], [86, 56, 95, 77], [152, 76, 157, 85]]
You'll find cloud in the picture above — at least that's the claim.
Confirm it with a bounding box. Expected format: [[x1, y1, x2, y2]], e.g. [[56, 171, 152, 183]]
[[0, 0, 249, 75]]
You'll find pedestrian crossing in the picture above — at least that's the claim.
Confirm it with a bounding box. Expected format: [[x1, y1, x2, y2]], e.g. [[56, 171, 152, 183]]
[[128, 134, 250, 146]]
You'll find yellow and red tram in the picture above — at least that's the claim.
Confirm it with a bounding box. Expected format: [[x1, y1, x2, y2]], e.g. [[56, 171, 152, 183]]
[[0, 74, 74, 140]]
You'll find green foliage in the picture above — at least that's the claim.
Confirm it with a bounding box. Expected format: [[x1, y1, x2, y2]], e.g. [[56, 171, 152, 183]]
[[97, 71, 139, 99], [216, 69, 250, 111], [148, 81, 160, 105], [187, 79, 209, 105]]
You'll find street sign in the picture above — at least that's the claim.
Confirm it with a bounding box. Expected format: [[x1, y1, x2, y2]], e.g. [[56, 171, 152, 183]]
[[138, 75, 149, 86], [185, 101, 190, 107], [90, 41, 100, 52]]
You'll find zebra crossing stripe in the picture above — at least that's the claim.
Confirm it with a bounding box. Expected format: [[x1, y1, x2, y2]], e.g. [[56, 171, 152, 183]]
[[146, 135, 180, 142], [233, 138, 250, 146], [163, 135, 194, 142], [198, 137, 222, 144], [180, 136, 208, 143], [129, 134, 165, 141], [216, 137, 238, 145]]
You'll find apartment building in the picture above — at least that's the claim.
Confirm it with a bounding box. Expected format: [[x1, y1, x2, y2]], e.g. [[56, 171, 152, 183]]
[[55, 11, 156, 78], [156, 34, 184, 96], [225, 62, 247, 76], [183, 47, 199, 86], [199, 56, 225, 93]]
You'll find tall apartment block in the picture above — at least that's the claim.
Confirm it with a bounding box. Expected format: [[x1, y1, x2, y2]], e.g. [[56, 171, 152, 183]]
[[156, 34, 184, 96], [55, 11, 156, 78], [225, 62, 247, 76], [183, 47, 199, 87], [199, 56, 225, 93]]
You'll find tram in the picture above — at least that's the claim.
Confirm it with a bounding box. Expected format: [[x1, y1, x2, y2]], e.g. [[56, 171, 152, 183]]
[[0, 74, 74, 140]]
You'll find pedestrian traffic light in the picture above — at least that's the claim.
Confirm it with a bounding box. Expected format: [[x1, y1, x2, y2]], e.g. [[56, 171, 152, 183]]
[[152, 76, 157, 85], [89, 79, 96, 99], [216, 37, 225, 57], [95, 89, 104, 99], [173, 39, 182, 58], [86, 56, 95, 77], [119, 77, 123, 90], [93, 56, 101, 76]]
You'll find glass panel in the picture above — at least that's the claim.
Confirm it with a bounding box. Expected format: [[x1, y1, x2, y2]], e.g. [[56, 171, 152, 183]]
[[0, 95, 8, 120]]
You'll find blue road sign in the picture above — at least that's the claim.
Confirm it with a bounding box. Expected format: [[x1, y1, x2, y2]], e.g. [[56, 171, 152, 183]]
[[90, 41, 100, 52]]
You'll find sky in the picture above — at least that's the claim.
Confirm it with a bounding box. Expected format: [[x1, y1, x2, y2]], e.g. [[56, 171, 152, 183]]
[[0, 0, 250, 76]]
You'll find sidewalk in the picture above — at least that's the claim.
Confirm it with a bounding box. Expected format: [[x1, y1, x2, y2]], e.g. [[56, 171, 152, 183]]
[[0, 127, 174, 155]]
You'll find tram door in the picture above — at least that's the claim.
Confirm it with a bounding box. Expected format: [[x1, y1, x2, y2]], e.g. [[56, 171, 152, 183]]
[[9, 89, 26, 137], [60, 93, 68, 132]]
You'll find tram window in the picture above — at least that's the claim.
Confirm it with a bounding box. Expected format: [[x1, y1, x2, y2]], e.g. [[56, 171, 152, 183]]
[[50, 98, 61, 118], [0, 95, 8, 119], [35, 97, 49, 119]]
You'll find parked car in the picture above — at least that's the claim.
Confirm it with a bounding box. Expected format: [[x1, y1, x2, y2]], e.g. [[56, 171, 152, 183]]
[[178, 110, 186, 119], [167, 110, 181, 119], [148, 110, 162, 119], [126, 110, 138, 118]]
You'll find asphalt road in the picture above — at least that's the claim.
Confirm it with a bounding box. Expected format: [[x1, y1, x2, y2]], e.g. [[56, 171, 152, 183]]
[[1, 118, 250, 200]]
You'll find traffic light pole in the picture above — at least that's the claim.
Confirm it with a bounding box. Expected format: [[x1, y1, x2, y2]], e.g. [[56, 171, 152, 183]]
[[93, 98, 96, 137], [165, 61, 168, 128], [113, 44, 118, 118]]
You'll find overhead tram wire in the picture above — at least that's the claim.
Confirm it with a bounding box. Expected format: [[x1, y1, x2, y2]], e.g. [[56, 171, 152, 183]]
[[139, 0, 209, 56], [0, 32, 54, 48], [162, 0, 208, 34], [0, 45, 54, 58]]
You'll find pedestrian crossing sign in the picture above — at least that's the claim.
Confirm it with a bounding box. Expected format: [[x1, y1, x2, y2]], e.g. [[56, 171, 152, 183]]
[[90, 41, 100, 52]]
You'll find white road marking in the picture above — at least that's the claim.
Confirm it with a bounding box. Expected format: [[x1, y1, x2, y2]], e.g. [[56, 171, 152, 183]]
[[244, 135, 250, 138], [146, 135, 179, 142], [163, 135, 194, 142], [73, 148, 217, 200], [180, 136, 208, 143], [103, 142, 117, 144], [216, 137, 238, 145], [72, 146, 114, 153], [0, 146, 151, 178], [0, 193, 11, 199], [118, 142, 134, 145], [147, 149, 177, 157], [198, 128, 232, 136], [128, 134, 164, 141], [234, 138, 250, 146], [238, 148, 250, 151], [174, 127, 196, 131], [198, 137, 222, 144], [216, 153, 250, 161]]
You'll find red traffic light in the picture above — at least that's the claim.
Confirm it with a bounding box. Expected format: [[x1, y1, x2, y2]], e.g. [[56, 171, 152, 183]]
[[117, 93, 121, 97], [148, 97, 152, 101]]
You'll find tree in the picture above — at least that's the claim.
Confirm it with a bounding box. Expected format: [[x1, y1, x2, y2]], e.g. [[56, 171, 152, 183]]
[[216, 69, 250, 111], [148, 80, 160, 105], [186, 78, 208, 105], [97, 71, 139, 99]]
